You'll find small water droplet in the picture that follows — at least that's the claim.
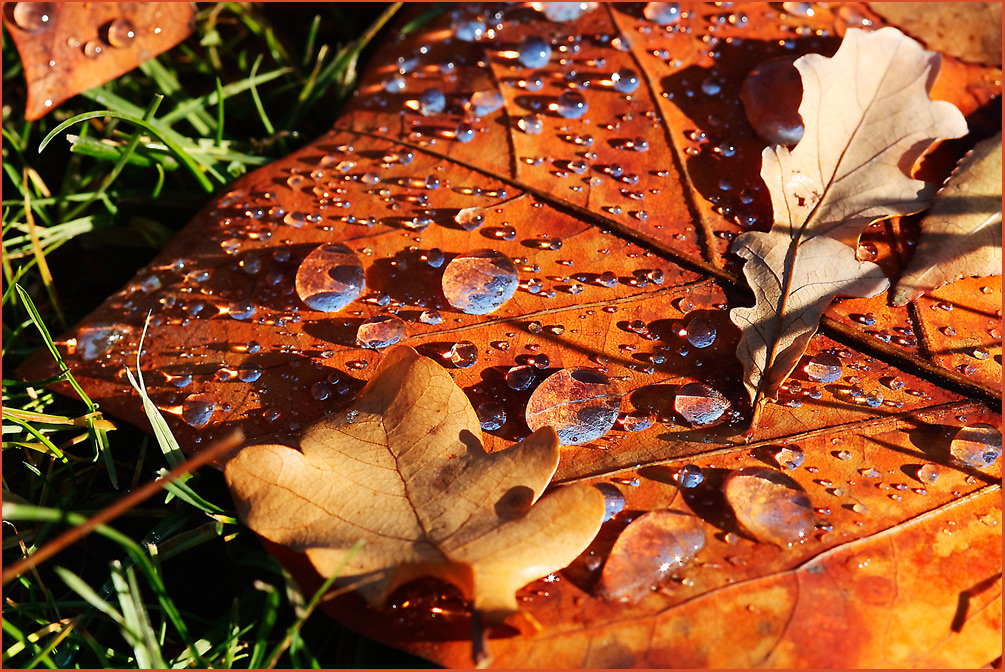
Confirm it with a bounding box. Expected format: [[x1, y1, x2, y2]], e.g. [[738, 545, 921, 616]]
[[555, 91, 588, 119], [448, 341, 479, 368], [77, 323, 125, 360], [674, 383, 729, 425], [950, 424, 1002, 469], [517, 114, 544, 135], [83, 40, 104, 58], [674, 464, 704, 488], [916, 463, 941, 485], [526, 368, 621, 445], [774, 445, 805, 470], [454, 207, 485, 231], [611, 68, 640, 94], [724, 467, 814, 545], [356, 314, 407, 349], [416, 88, 446, 116], [295, 243, 366, 313], [505, 365, 536, 391], [181, 393, 217, 428], [442, 249, 519, 315], [310, 382, 331, 401], [684, 316, 716, 348]]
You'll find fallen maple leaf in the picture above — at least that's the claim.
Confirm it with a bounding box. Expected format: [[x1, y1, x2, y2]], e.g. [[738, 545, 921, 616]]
[[2, 2, 194, 120], [892, 131, 1003, 306], [729, 27, 968, 417], [224, 345, 606, 627]]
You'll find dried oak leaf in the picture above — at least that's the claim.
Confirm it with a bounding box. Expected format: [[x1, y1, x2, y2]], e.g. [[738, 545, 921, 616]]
[[3, 2, 194, 120], [224, 345, 606, 625], [869, 2, 1003, 66], [892, 131, 1003, 306], [729, 27, 968, 411]]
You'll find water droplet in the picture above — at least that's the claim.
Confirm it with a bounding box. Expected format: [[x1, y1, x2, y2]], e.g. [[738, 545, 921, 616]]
[[476, 402, 506, 431], [724, 467, 814, 545], [620, 413, 653, 432], [441, 249, 519, 315], [600, 510, 705, 603], [454, 18, 486, 41], [518, 35, 552, 68], [517, 114, 544, 135], [864, 390, 883, 407], [593, 482, 625, 521], [804, 352, 842, 383], [915, 463, 941, 485], [106, 17, 136, 47], [555, 91, 588, 119], [611, 68, 640, 94], [684, 316, 716, 348], [740, 57, 804, 146], [782, 1, 815, 17], [950, 424, 1002, 469], [237, 363, 262, 382], [356, 315, 407, 349], [531, 2, 597, 22], [449, 341, 479, 368], [643, 2, 682, 25], [525, 368, 621, 445], [454, 207, 485, 231], [181, 393, 217, 428], [310, 382, 331, 401], [295, 243, 366, 312], [77, 323, 125, 360], [419, 309, 442, 325], [674, 383, 729, 425], [83, 40, 104, 58], [674, 464, 704, 488], [505, 365, 536, 390], [416, 88, 446, 116], [467, 89, 504, 116], [11, 2, 54, 32], [774, 445, 805, 470]]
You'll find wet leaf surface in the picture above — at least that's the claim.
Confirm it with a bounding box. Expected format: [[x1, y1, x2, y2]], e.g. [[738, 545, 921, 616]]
[[3, 2, 195, 120], [18, 2, 1002, 667]]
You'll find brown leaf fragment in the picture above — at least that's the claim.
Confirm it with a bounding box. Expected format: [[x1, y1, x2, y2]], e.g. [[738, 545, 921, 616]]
[[869, 2, 1003, 66], [729, 27, 968, 410], [892, 132, 1003, 306], [3, 2, 195, 120], [224, 345, 606, 625]]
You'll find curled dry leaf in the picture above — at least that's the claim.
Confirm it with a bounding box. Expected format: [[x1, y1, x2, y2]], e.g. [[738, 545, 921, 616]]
[[224, 345, 606, 625], [869, 2, 1003, 66], [892, 132, 1003, 306], [729, 27, 968, 413], [3, 2, 194, 120]]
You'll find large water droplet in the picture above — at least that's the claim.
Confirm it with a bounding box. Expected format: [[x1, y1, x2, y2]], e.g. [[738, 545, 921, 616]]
[[740, 57, 804, 146], [674, 383, 729, 425], [356, 315, 407, 349], [295, 243, 366, 312], [684, 316, 716, 348], [106, 17, 136, 47], [531, 2, 598, 22], [724, 467, 814, 546], [804, 352, 842, 383], [950, 424, 1002, 469], [599, 510, 705, 603], [181, 393, 217, 428], [518, 36, 552, 68], [476, 402, 506, 431], [593, 482, 625, 521], [526, 368, 621, 445], [643, 2, 682, 25], [441, 249, 519, 315], [11, 2, 54, 33]]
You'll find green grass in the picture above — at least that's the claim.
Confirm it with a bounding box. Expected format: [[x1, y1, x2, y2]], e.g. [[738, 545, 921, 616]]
[[2, 3, 437, 668]]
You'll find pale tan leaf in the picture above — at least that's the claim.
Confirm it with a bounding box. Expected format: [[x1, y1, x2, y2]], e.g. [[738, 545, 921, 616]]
[[869, 2, 1003, 66], [892, 132, 1003, 306], [224, 345, 606, 625], [729, 27, 968, 409]]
